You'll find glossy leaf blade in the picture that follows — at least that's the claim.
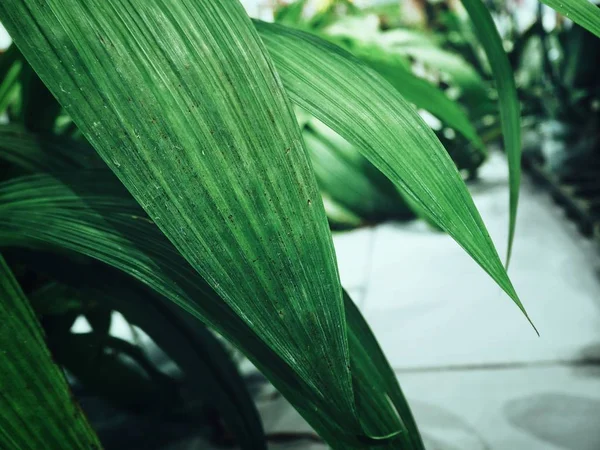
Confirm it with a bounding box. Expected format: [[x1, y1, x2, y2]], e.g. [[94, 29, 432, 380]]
[[255, 22, 534, 328], [0, 254, 102, 450], [0, 0, 359, 439], [459, 0, 521, 266]]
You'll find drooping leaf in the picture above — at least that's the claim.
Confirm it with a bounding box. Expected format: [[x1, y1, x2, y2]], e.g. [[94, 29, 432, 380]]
[[0, 0, 367, 445], [344, 291, 424, 450], [286, 10, 490, 143], [2, 0, 531, 331], [21, 252, 267, 450], [540, 0, 600, 39], [0, 254, 102, 450], [459, 0, 521, 266], [255, 22, 535, 329], [0, 172, 409, 448]]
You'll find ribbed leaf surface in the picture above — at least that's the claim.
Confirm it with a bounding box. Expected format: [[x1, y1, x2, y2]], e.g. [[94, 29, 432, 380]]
[[0, 0, 360, 441], [256, 22, 533, 328]]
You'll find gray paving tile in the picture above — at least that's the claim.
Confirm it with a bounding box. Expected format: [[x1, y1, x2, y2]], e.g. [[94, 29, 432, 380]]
[[332, 226, 376, 293], [363, 153, 600, 368], [400, 365, 600, 450]]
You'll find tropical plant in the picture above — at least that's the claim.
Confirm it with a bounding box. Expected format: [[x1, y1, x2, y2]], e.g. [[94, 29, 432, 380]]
[[0, 1, 598, 449]]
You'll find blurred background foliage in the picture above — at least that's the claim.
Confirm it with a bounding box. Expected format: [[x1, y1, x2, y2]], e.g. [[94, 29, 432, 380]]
[[267, 0, 599, 232]]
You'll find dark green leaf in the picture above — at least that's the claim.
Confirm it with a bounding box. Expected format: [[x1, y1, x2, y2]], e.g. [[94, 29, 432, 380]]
[[0, 254, 102, 450], [256, 22, 535, 330], [24, 253, 266, 450], [0, 124, 100, 173], [344, 291, 424, 450], [18, 64, 62, 133], [0, 1, 365, 444], [0, 172, 407, 448]]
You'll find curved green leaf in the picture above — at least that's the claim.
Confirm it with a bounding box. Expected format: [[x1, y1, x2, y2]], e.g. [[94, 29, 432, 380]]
[[459, 0, 521, 266], [0, 172, 409, 449], [255, 22, 535, 330], [358, 48, 485, 151], [0, 0, 367, 444], [344, 292, 424, 450], [0, 254, 102, 450], [291, 20, 487, 146]]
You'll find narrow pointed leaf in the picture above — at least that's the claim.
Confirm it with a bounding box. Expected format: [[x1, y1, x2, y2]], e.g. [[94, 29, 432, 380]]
[[459, 0, 521, 265], [255, 22, 534, 328], [540, 0, 600, 38], [344, 291, 425, 450], [344, 292, 423, 450], [2, 0, 531, 331], [0, 254, 102, 450], [0, 0, 364, 443]]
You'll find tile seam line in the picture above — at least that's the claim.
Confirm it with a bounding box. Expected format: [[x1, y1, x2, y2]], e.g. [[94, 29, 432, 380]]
[[393, 358, 600, 374]]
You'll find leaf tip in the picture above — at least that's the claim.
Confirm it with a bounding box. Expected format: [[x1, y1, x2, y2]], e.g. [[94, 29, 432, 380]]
[[518, 302, 539, 336]]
